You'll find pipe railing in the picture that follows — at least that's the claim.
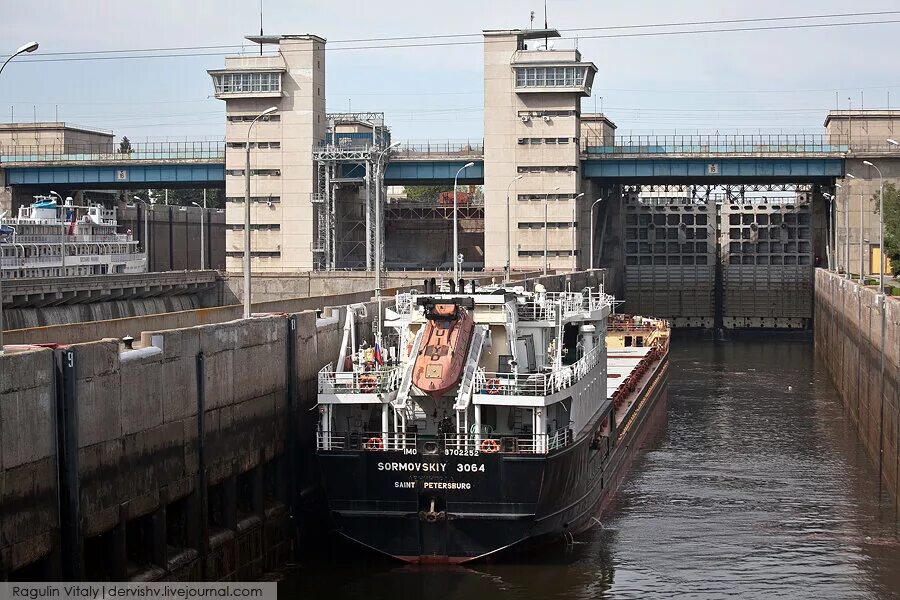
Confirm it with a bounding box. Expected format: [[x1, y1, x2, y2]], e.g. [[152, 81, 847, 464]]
[[0, 140, 226, 163]]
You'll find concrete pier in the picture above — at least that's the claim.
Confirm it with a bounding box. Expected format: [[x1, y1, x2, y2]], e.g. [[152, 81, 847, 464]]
[[815, 269, 900, 503]]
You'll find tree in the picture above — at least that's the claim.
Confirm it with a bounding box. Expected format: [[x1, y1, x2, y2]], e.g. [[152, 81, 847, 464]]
[[404, 186, 446, 202], [118, 136, 132, 154], [130, 188, 225, 209], [874, 183, 900, 276]]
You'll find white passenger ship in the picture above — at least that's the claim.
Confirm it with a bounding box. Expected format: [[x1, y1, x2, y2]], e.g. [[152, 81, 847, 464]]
[[0, 196, 146, 279], [315, 280, 670, 562]]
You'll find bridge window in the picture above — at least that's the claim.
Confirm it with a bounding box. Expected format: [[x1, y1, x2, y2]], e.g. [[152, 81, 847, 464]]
[[518, 194, 571, 202], [518, 222, 575, 229], [226, 196, 281, 204], [213, 71, 281, 94], [515, 66, 587, 88], [226, 141, 281, 149], [516, 165, 577, 174]]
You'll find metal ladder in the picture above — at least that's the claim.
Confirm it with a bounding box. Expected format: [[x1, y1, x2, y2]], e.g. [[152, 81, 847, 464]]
[[393, 326, 426, 411], [453, 325, 488, 410]]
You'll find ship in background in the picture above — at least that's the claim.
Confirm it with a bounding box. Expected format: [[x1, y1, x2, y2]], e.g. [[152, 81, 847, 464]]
[[315, 281, 670, 563], [0, 195, 145, 279]]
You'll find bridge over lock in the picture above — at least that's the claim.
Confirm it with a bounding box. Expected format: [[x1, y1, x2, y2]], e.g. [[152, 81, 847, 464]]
[[4, 134, 892, 329]]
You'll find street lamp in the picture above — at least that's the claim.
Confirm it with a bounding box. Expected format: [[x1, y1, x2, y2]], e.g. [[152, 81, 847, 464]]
[[544, 186, 561, 276], [191, 202, 205, 270], [243, 106, 278, 319], [453, 161, 475, 283], [846, 173, 864, 282], [505, 175, 524, 282], [0, 40, 39, 356], [862, 160, 885, 292], [828, 183, 850, 277], [589, 197, 605, 270], [571, 192, 585, 272], [133, 196, 153, 272], [374, 140, 401, 342]]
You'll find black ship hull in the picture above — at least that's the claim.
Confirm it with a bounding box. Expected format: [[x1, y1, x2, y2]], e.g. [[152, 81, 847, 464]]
[[316, 358, 668, 563]]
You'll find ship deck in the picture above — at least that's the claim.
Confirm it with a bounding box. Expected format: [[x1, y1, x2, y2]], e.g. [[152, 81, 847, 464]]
[[606, 346, 655, 401]]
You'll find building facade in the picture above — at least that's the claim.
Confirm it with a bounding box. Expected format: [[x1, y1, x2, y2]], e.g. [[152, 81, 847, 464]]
[[482, 29, 597, 272], [209, 35, 326, 273], [0, 122, 114, 153]]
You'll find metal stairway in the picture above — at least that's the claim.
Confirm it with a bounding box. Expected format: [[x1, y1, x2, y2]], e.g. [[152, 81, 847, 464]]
[[393, 325, 426, 411], [453, 325, 488, 410]]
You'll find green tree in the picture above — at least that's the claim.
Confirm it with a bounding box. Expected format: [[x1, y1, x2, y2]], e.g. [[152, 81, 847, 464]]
[[873, 183, 900, 276], [404, 185, 446, 202], [130, 188, 225, 209], [118, 136, 132, 154]]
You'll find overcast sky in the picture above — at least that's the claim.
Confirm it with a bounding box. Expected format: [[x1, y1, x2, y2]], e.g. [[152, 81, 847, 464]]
[[1, 0, 898, 143]]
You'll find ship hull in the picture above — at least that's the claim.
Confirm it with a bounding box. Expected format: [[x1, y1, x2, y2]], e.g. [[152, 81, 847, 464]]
[[316, 356, 668, 563]]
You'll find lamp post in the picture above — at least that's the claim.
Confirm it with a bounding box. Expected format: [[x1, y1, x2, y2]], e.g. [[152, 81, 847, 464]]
[[571, 192, 585, 272], [835, 183, 846, 278], [133, 196, 152, 272], [374, 141, 401, 342], [191, 202, 205, 270], [0, 40, 39, 356], [589, 197, 604, 270], [243, 106, 278, 319], [862, 160, 885, 292], [822, 192, 835, 271], [847, 173, 864, 283], [544, 186, 561, 276], [453, 161, 475, 283], [505, 175, 524, 282]]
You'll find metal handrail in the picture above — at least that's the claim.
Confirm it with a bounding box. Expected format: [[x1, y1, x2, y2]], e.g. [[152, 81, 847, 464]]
[[580, 133, 897, 155], [0, 140, 226, 163], [475, 345, 604, 397], [317, 430, 416, 451], [443, 428, 574, 454], [318, 363, 404, 394]]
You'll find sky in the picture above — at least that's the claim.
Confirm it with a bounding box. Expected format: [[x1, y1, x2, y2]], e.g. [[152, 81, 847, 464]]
[[1, 0, 899, 144]]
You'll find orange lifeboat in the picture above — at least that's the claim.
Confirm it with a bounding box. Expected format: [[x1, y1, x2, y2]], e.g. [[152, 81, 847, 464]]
[[412, 300, 475, 399]]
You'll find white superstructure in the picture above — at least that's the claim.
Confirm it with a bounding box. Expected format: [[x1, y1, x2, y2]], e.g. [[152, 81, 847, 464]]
[[0, 196, 146, 279]]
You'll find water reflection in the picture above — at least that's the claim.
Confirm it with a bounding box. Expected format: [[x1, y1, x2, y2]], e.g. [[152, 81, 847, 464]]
[[285, 338, 899, 599]]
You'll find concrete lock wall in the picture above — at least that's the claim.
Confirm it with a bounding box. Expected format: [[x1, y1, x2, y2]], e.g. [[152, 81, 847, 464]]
[[815, 269, 900, 503], [0, 299, 381, 580]]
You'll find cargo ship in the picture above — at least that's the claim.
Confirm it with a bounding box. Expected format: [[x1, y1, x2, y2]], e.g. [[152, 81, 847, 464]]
[[315, 282, 669, 563]]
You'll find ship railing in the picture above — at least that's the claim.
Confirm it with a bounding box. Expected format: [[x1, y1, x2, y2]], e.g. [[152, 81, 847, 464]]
[[317, 430, 417, 451], [442, 427, 574, 454], [516, 290, 609, 321], [7, 234, 131, 243], [475, 346, 603, 396], [317, 363, 404, 394]]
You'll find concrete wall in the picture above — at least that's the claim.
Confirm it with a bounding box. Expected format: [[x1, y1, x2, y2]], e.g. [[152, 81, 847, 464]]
[[117, 204, 226, 272], [815, 269, 900, 503], [0, 296, 381, 580], [0, 348, 58, 578]]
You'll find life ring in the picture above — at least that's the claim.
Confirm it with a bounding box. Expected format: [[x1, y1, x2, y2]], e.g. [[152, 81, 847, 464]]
[[359, 374, 377, 392], [365, 437, 384, 450], [486, 378, 501, 395], [479, 439, 500, 453]]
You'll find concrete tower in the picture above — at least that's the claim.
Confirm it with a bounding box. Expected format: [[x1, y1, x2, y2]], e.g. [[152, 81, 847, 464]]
[[209, 34, 327, 273], [482, 29, 596, 272]]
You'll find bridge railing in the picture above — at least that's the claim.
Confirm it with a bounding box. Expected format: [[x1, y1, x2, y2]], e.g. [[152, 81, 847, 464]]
[[0, 141, 226, 163], [582, 134, 853, 156], [391, 140, 484, 159]]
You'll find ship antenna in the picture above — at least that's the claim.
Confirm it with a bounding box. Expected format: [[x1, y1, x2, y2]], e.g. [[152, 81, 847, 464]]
[[544, 0, 548, 48], [259, 0, 264, 56]]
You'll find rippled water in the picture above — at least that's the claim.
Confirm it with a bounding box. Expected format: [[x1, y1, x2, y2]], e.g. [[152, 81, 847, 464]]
[[285, 338, 900, 599]]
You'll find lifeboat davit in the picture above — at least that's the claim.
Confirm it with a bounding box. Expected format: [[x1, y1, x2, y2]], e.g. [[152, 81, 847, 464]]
[[412, 300, 475, 399]]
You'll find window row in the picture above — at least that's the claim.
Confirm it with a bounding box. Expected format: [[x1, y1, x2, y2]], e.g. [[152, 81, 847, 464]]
[[515, 66, 587, 88], [226, 141, 281, 149], [517, 165, 577, 174], [518, 222, 575, 229], [228, 223, 281, 231], [214, 72, 281, 94], [518, 250, 577, 257], [226, 251, 282, 258], [518, 194, 574, 202], [517, 138, 577, 145], [227, 114, 281, 123], [226, 196, 281, 204], [518, 110, 577, 118], [225, 169, 281, 176]]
